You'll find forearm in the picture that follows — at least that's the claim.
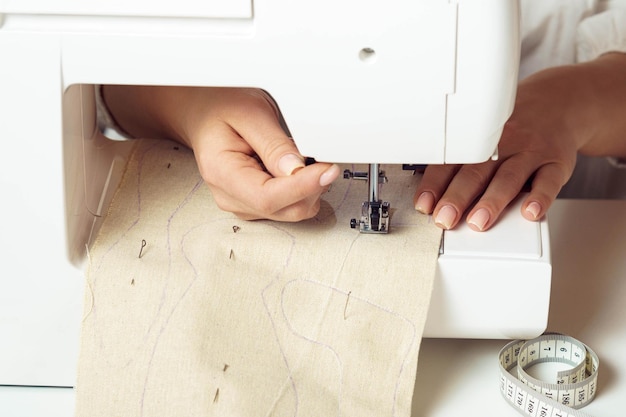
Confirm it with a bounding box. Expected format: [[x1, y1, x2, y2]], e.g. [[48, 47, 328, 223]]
[[515, 52, 626, 159], [577, 52, 626, 157], [101, 85, 199, 147]]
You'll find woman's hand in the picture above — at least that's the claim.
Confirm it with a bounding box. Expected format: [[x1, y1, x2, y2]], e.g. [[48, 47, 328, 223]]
[[102, 86, 340, 221], [413, 52, 626, 231]]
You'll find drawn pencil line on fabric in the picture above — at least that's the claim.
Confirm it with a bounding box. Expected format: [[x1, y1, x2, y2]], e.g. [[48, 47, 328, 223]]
[[86, 140, 430, 417], [257, 223, 301, 415], [138, 178, 208, 417], [86, 141, 161, 368], [85, 140, 206, 414], [278, 278, 419, 417]]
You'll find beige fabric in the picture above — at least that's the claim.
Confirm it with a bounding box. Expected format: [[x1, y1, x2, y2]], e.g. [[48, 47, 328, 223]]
[[75, 138, 442, 417]]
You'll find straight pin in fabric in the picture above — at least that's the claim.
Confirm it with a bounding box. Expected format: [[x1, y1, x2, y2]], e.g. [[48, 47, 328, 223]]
[[232, 225, 240, 233], [139, 239, 147, 258], [344, 291, 352, 320], [213, 388, 220, 403]]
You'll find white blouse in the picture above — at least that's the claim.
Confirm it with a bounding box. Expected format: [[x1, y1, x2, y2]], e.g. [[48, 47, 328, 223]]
[[521, 0, 626, 198]]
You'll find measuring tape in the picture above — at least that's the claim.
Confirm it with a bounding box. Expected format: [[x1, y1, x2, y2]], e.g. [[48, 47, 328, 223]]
[[499, 333, 600, 417]]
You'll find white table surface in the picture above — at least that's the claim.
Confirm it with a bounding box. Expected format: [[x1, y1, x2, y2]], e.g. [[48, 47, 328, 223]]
[[1, 198, 624, 417], [412, 198, 626, 417]]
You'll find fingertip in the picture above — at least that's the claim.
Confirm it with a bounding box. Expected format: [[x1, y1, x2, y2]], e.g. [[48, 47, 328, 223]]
[[278, 153, 306, 176], [415, 191, 435, 214], [434, 205, 458, 230], [319, 164, 340, 187], [523, 200, 543, 221], [467, 207, 491, 232]]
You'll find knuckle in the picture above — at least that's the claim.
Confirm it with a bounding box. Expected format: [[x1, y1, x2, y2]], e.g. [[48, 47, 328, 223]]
[[284, 200, 321, 222], [496, 167, 526, 189], [262, 138, 294, 165], [240, 89, 279, 117], [212, 195, 236, 214], [460, 165, 492, 188], [253, 196, 279, 217]]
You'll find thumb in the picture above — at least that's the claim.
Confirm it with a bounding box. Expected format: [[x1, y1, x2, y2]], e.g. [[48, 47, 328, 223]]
[[259, 132, 307, 177]]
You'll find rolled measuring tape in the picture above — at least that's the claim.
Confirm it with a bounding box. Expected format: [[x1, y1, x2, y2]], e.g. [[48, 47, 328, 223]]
[[499, 333, 600, 417]]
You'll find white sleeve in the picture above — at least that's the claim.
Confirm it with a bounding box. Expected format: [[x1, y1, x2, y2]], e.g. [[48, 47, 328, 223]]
[[608, 157, 626, 168], [576, 9, 626, 62], [94, 85, 132, 140]]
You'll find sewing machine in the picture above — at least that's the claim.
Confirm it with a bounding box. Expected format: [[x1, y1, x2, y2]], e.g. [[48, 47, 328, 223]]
[[0, 0, 550, 389]]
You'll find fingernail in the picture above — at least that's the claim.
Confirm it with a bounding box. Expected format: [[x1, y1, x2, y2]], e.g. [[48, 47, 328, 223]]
[[468, 208, 490, 231], [320, 164, 340, 187], [278, 153, 305, 176], [415, 192, 435, 214], [525, 201, 541, 219], [434, 205, 457, 230]]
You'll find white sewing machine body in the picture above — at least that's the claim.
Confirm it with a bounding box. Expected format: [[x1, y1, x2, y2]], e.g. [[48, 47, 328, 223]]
[[0, 0, 550, 388]]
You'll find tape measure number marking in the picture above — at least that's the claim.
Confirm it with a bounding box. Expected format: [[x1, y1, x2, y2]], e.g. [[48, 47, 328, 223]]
[[499, 333, 599, 417]]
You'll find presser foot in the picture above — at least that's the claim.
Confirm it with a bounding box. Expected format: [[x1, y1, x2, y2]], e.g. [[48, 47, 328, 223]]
[[344, 165, 390, 234], [350, 200, 390, 233]]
